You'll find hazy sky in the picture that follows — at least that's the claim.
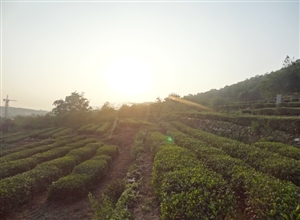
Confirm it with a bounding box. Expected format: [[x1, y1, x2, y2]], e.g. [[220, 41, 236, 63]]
[[1, 0, 299, 111]]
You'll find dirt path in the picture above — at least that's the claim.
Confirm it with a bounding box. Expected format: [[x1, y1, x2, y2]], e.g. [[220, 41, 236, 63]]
[[3, 129, 136, 220], [131, 149, 161, 220]]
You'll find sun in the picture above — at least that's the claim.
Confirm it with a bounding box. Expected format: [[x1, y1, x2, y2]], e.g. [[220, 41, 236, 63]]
[[103, 57, 152, 97]]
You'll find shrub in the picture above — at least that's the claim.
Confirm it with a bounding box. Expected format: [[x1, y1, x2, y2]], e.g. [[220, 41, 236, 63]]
[[77, 123, 95, 134], [95, 122, 111, 135], [92, 155, 112, 165], [163, 124, 300, 219], [52, 128, 73, 138], [47, 174, 92, 202], [38, 127, 66, 138], [0, 158, 37, 180], [171, 121, 300, 186], [96, 145, 119, 158], [254, 141, 300, 160], [160, 167, 237, 220], [48, 151, 110, 202]]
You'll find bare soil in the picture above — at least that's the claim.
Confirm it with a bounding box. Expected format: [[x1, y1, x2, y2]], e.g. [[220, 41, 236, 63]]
[[3, 128, 137, 220], [131, 150, 161, 220]]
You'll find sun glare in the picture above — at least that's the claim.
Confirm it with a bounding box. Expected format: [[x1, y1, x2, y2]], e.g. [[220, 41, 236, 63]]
[[103, 57, 152, 97]]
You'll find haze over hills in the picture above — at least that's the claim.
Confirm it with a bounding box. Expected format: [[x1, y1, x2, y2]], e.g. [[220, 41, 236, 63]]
[[0, 106, 48, 118]]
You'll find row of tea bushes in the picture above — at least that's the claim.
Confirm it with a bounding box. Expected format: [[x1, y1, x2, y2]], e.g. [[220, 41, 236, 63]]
[[37, 127, 67, 139], [2, 133, 31, 144], [179, 112, 300, 135], [0, 139, 55, 157], [251, 107, 300, 116], [171, 121, 300, 186], [95, 122, 112, 135], [151, 142, 237, 220], [117, 118, 156, 130], [78, 123, 112, 135], [215, 102, 300, 112], [144, 131, 175, 155], [0, 131, 26, 142], [0, 137, 89, 180], [47, 144, 118, 202], [0, 139, 99, 216], [253, 141, 300, 160], [163, 124, 300, 219], [52, 128, 73, 138], [77, 123, 96, 134], [0, 136, 84, 164], [1, 127, 57, 144]]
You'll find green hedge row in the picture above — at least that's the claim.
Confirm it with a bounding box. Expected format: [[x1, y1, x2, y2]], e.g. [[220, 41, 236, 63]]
[[152, 144, 237, 219], [47, 144, 118, 202], [0, 131, 25, 142], [52, 128, 73, 138], [95, 122, 111, 135], [253, 141, 300, 160], [117, 118, 137, 128], [178, 112, 300, 136], [144, 131, 175, 155], [0, 139, 99, 216], [77, 123, 95, 134], [0, 136, 84, 164], [85, 125, 102, 134], [171, 121, 300, 186], [0, 138, 94, 180], [1, 128, 56, 143], [38, 127, 66, 138], [251, 107, 300, 116], [216, 102, 300, 111], [95, 145, 119, 158], [278, 102, 300, 107], [163, 124, 300, 219], [117, 118, 150, 130], [3, 133, 31, 144], [0, 139, 55, 157], [27, 127, 57, 138]]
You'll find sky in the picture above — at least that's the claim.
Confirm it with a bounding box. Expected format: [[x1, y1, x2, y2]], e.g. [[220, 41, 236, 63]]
[[1, 0, 299, 111]]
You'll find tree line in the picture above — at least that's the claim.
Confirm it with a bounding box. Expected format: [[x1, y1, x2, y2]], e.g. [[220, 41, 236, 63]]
[[183, 56, 300, 107]]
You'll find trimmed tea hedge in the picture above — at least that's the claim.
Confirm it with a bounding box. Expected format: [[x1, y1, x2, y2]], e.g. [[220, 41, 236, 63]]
[[171, 121, 300, 186], [152, 144, 237, 219], [96, 145, 119, 158], [78, 123, 95, 134], [163, 125, 300, 219], [38, 127, 66, 138], [47, 144, 118, 202], [0, 139, 55, 157], [52, 128, 73, 138], [0, 136, 83, 164], [253, 141, 300, 160], [95, 122, 111, 135], [0, 139, 99, 216], [178, 112, 300, 135]]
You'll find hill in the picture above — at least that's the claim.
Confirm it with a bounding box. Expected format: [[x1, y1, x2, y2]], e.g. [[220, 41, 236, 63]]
[[183, 60, 300, 106], [0, 107, 48, 118]]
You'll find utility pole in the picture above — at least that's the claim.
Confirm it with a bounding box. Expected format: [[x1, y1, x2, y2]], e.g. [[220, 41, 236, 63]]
[[3, 95, 17, 118]]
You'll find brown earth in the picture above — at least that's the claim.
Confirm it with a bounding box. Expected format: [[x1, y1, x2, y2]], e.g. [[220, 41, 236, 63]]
[[130, 150, 161, 220], [3, 128, 137, 220]]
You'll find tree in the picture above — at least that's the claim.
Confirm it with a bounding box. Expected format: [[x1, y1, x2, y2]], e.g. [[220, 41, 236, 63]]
[[51, 92, 92, 128], [52, 92, 91, 115], [282, 55, 295, 68], [210, 97, 226, 108], [94, 102, 117, 122]]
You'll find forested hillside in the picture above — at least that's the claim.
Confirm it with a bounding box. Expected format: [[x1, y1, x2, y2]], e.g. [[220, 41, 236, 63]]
[[184, 58, 300, 107]]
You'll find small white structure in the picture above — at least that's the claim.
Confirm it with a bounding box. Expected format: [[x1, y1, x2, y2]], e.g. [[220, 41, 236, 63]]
[[276, 94, 282, 105]]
